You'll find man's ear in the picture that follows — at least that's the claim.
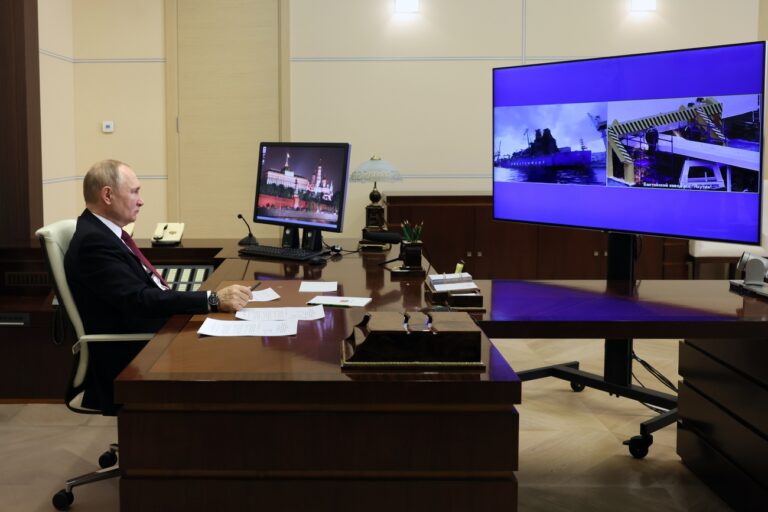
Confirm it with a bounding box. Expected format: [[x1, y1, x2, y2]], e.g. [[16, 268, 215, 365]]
[[101, 186, 113, 205]]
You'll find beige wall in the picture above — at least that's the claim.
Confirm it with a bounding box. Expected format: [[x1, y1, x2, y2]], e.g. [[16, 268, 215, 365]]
[[38, 0, 76, 225], [290, 0, 761, 238], [38, 0, 166, 239], [761, 0, 768, 40], [168, 0, 282, 239], [39, 0, 765, 239]]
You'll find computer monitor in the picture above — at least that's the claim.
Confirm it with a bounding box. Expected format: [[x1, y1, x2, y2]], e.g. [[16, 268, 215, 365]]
[[493, 41, 765, 284], [253, 142, 351, 249]]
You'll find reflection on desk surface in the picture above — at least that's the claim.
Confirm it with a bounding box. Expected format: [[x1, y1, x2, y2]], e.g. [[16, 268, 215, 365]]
[[479, 279, 768, 340], [487, 280, 743, 321], [129, 278, 508, 387]]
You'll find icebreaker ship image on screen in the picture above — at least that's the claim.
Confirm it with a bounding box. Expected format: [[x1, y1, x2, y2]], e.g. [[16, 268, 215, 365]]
[[493, 41, 766, 244]]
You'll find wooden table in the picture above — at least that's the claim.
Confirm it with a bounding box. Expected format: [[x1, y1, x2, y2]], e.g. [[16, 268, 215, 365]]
[[116, 240, 768, 511], [115, 244, 521, 512], [474, 278, 768, 510]]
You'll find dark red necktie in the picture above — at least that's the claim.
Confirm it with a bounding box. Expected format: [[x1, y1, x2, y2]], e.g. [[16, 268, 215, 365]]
[[121, 230, 169, 288]]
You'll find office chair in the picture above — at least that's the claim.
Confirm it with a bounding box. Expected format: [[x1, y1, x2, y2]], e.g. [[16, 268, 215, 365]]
[[36, 220, 153, 511]]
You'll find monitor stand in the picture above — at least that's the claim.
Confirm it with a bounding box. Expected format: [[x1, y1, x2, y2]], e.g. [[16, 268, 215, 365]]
[[281, 226, 300, 249], [514, 232, 678, 459], [301, 228, 323, 252]]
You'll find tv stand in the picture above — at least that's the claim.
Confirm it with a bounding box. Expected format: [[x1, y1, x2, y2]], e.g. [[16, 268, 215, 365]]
[[515, 232, 678, 459]]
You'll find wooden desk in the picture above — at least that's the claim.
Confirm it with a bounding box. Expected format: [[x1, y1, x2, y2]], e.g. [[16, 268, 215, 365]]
[[116, 241, 768, 512], [475, 279, 768, 511], [115, 246, 521, 512], [478, 279, 768, 339]]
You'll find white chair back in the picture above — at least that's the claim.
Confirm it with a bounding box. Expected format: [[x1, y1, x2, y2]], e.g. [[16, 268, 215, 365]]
[[35, 220, 85, 340]]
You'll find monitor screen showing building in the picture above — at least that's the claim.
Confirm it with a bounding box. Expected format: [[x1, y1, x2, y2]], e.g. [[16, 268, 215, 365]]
[[253, 142, 351, 233], [493, 41, 765, 244]]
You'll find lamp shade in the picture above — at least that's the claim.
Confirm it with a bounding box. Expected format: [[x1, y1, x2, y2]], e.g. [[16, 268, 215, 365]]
[[350, 156, 403, 183]]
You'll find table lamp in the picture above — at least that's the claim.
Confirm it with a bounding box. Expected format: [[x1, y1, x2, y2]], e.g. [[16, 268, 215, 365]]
[[350, 155, 402, 231]]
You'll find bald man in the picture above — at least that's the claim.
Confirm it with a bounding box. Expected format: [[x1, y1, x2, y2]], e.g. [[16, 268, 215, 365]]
[[64, 159, 250, 412]]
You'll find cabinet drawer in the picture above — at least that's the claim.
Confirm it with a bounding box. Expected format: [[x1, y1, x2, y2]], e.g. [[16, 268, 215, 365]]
[[680, 341, 768, 435], [687, 338, 768, 388], [679, 382, 767, 487], [677, 425, 767, 511]]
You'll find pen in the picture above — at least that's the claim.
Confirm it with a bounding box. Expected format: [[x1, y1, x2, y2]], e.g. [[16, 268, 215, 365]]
[[251, 281, 262, 290]]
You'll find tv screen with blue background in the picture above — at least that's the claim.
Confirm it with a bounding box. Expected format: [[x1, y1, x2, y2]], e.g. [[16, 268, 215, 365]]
[[493, 42, 765, 244]]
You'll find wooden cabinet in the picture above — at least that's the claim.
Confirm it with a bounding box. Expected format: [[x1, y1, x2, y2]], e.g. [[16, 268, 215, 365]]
[[678, 338, 768, 510], [384, 196, 535, 278], [386, 195, 688, 279]]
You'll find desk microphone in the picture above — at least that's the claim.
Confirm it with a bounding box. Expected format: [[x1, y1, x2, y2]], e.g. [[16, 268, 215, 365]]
[[362, 229, 402, 245], [237, 214, 259, 246]]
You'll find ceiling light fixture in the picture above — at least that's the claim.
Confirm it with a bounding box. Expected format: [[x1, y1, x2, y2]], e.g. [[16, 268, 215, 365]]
[[630, 0, 656, 12], [395, 0, 419, 14]]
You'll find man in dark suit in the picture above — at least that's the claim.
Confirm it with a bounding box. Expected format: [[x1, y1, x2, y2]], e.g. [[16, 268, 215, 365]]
[[65, 159, 251, 412]]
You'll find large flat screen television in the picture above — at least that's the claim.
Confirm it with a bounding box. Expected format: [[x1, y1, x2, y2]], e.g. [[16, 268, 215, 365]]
[[253, 141, 351, 235], [493, 41, 765, 246]]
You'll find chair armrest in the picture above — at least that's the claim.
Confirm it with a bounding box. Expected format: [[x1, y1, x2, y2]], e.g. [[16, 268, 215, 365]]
[[74, 333, 155, 354], [80, 333, 155, 343]]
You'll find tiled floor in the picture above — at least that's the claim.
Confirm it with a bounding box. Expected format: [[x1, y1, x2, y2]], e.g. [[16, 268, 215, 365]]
[[0, 338, 732, 511], [493, 338, 732, 512]]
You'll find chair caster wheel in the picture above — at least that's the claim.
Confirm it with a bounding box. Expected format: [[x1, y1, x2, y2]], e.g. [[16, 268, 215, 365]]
[[623, 434, 653, 459], [570, 381, 585, 392], [99, 449, 118, 468], [52, 489, 74, 510]]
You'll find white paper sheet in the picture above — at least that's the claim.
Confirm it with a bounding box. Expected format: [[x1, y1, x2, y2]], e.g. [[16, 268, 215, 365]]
[[306, 295, 371, 308], [235, 305, 326, 321], [299, 281, 338, 292], [249, 288, 281, 302], [427, 272, 473, 285], [197, 318, 298, 337], [432, 282, 479, 293]]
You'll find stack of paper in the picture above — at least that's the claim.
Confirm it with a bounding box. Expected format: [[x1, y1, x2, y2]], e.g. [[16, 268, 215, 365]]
[[431, 281, 479, 293], [198, 318, 298, 337], [427, 272, 473, 286]]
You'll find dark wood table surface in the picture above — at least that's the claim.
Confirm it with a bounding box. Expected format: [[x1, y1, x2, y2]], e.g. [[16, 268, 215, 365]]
[[115, 241, 522, 512], [477, 278, 768, 339], [114, 238, 768, 512]]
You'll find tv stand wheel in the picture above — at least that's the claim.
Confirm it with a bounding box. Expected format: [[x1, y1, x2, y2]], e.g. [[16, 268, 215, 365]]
[[52, 489, 74, 510], [623, 434, 653, 459], [98, 449, 118, 468], [570, 381, 585, 392]]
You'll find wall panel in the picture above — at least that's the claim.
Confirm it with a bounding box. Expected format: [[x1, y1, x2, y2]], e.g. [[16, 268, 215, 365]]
[[173, 0, 281, 239]]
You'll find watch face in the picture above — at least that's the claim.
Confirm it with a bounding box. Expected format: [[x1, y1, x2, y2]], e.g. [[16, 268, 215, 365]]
[[209, 292, 219, 306]]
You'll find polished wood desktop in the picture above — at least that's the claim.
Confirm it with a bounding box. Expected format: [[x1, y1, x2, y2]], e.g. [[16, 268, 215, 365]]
[[477, 278, 768, 339], [475, 278, 768, 511], [115, 242, 768, 511], [115, 245, 521, 512]]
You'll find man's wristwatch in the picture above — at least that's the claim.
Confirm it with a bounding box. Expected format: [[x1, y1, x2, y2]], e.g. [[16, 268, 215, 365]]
[[208, 291, 220, 312]]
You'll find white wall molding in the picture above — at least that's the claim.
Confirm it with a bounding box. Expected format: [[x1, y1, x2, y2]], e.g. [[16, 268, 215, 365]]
[[39, 48, 75, 63], [39, 48, 165, 64], [72, 57, 166, 64], [401, 172, 490, 180], [43, 173, 491, 183], [291, 54, 598, 64], [43, 174, 168, 185], [290, 55, 525, 63]]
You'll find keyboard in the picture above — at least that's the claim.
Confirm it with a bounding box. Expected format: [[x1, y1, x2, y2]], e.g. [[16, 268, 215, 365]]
[[238, 245, 326, 261]]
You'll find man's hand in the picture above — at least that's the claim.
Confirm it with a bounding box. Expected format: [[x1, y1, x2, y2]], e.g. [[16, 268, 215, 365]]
[[216, 284, 252, 312]]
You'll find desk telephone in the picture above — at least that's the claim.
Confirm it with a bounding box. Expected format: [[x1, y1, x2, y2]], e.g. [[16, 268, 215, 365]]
[[152, 222, 185, 246]]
